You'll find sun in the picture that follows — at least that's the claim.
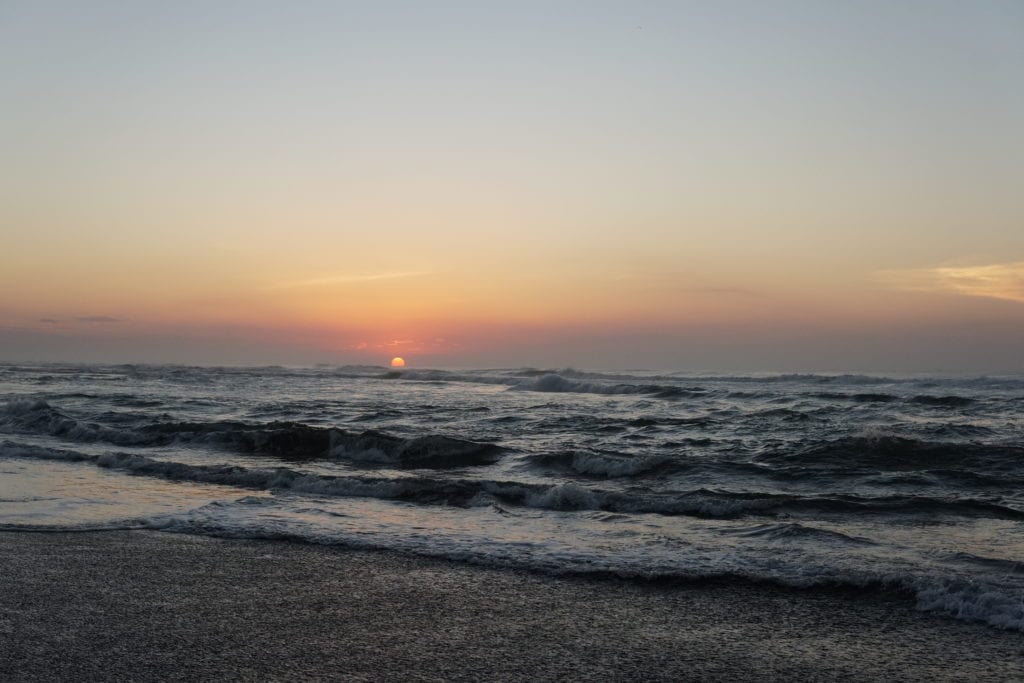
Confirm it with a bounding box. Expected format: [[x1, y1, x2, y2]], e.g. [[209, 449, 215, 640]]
[[390, 357, 406, 368]]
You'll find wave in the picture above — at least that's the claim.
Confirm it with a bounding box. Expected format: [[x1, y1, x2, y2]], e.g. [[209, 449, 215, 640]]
[[507, 373, 707, 398], [909, 395, 976, 408], [6, 361, 1024, 389], [0, 398, 139, 444], [380, 369, 709, 398], [748, 407, 814, 422], [756, 435, 1024, 474], [4, 441, 1021, 521], [526, 451, 672, 478], [0, 399, 502, 468], [327, 431, 503, 468], [372, 367, 1023, 400], [3, 495, 1019, 632], [809, 392, 898, 403], [382, 369, 515, 386], [913, 580, 1024, 630], [538, 451, 1024, 490], [140, 497, 1024, 631]]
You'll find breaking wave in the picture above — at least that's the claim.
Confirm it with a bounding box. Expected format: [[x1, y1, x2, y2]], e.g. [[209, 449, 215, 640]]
[[141, 500, 1024, 632], [526, 450, 672, 477]]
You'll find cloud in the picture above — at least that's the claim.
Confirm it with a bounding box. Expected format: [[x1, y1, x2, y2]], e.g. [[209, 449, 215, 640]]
[[75, 316, 124, 323], [878, 261, 1024, 303], [270, 271, 431, 289], [38, 318, 59, 324]]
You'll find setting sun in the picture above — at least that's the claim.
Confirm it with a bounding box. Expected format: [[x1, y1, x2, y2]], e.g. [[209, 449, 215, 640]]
[[390, 357, 406, 368]]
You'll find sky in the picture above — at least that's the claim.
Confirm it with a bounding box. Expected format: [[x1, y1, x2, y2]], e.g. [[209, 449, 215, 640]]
[[1, 1, 1022, 372]]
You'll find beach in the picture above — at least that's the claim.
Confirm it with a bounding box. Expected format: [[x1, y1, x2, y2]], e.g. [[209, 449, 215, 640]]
[[1, 530, 1021, 682]]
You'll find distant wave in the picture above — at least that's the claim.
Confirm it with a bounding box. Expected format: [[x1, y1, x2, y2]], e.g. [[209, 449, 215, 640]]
[[810, 392, 898, 403], [370, 367, 1024, 400], [507, 374, 708, 398], [5, 361, 1024, 389]]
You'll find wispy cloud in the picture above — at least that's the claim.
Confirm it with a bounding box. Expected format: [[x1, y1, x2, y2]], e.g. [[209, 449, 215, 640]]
[[270, 271, 431, 289], [878, 261, 1024, 303]]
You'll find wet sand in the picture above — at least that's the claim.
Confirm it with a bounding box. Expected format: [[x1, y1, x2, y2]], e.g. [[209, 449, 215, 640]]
[[0, 530, 1021, 682]]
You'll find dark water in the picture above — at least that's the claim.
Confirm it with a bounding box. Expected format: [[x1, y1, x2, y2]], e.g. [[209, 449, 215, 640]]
[[1, 363, 1023, 630]]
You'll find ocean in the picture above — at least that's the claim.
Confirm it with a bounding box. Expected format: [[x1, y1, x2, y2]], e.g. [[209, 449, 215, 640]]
[[1, 363, 1022, 631]]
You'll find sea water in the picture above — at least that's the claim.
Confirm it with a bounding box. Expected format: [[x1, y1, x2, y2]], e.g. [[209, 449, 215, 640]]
[[1, 363, 1022, 629]]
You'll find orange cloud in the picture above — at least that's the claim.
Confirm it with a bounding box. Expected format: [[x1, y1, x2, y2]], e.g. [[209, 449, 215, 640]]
[[878, 261, 1024, 304]]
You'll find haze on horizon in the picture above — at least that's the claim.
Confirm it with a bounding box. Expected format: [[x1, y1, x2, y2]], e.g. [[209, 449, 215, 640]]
[[2, 1, 1022, 373]]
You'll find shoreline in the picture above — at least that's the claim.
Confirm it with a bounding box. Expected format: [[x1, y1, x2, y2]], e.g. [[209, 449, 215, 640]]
[[1, 530, 1022, 681]]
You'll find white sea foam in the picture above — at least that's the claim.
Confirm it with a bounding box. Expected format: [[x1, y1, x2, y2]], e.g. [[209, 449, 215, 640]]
[[136, 495, 1024, 632]]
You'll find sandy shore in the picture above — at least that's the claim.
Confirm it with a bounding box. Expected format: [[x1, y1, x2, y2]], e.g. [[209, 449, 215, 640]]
[[0, 531, 1021, 681]]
